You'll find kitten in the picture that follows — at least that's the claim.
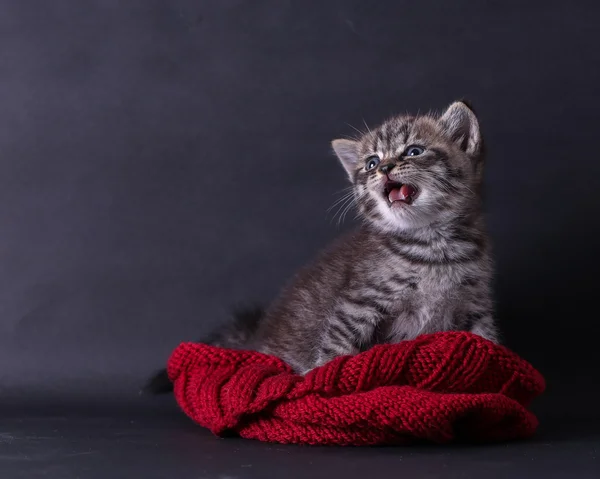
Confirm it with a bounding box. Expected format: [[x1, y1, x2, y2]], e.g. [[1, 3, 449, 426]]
[[145, 101, 498, 392]]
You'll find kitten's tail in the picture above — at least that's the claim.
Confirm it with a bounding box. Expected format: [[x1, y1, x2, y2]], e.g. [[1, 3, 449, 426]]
[[143, 368, 173, 395], [142, 306, 264, 395]]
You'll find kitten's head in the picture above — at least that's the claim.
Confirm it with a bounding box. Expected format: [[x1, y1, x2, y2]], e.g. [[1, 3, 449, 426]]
[[332, 101, 485, 233]]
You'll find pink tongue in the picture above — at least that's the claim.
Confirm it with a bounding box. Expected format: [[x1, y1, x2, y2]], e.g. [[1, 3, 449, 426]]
[[389, 184, 417, 203]]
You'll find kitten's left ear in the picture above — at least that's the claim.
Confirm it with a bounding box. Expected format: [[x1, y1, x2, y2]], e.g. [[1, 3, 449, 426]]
[[439, 101, 482, 157], [331, 139, 360, 180]]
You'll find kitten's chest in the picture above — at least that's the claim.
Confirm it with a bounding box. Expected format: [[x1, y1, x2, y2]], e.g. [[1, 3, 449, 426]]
[[365, 259, 459, 304], [365, 262, 461, 340]]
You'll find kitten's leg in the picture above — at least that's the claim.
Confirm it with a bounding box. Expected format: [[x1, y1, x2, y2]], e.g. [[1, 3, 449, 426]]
[[463, 311, 499, 343], [312, 301, 382, 369]]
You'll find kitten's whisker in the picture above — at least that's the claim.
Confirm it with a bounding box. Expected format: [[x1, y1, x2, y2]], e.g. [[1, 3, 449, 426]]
[[345, 123, 365, 137], [329, 195, 356, 224], [330, 206, 351, 224], [362, 118, 372, 135], [327, 192, 355, 213], [331, 185, 355, 196], [328, 192, 353, 208], [337, 198, 356, 225]]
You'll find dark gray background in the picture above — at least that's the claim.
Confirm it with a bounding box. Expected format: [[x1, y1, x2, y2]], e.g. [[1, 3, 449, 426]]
[[1, 0, 599, 400], [1, 1, 600, 477]]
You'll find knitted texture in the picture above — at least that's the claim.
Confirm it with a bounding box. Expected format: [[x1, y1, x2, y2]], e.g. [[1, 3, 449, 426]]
[[167, 332, 545, 446]]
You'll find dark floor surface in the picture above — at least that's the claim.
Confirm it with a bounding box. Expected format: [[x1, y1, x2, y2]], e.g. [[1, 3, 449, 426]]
[[1, 396, 598, 479]]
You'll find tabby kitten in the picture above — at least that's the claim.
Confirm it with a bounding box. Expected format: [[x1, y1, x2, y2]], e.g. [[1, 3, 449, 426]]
[[146, 101, 498, 392]]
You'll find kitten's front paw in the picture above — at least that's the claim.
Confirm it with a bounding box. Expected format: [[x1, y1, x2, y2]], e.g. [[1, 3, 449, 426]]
[[298, 357, 328, 375]]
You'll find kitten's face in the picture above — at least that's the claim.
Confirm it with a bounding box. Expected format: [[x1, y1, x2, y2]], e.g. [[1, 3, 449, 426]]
[[332, 102, 484, 233]]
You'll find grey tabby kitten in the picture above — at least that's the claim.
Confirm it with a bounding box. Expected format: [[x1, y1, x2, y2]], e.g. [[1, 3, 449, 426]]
[[146, 101, 498, 393]]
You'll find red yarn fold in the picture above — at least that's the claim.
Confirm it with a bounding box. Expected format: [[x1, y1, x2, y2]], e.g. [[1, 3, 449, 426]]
[[167, 332, 545, 445]]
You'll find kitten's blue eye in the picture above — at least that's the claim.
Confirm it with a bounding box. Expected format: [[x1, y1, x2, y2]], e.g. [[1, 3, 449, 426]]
[[405, 146, 425, 157], [365, 156, 380, 171]]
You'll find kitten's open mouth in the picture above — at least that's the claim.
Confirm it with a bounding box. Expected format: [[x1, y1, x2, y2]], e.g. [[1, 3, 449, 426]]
[[383, 181, 419, 205]]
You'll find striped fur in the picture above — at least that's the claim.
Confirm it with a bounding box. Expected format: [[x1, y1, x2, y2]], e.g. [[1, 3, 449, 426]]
[[146, 101, 499, 390]]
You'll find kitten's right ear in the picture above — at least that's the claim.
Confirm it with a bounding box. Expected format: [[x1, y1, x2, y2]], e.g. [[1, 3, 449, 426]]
[[332, 139, 359, 180], [439, 101, 482, 157]]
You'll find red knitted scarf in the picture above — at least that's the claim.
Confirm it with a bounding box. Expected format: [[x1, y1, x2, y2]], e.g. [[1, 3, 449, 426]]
[[167, 332, 545, 445]]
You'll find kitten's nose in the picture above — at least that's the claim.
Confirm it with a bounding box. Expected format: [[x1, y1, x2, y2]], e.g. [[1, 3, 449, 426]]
[[379, 163, 395, 174]]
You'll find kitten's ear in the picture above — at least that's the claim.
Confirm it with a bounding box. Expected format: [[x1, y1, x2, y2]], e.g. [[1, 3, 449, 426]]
[[331, 139, 360, 180], [439, 101, 482, 157]]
